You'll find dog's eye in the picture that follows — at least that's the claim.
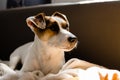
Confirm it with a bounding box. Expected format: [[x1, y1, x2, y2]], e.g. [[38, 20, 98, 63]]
[[49, 22, 59, 32]]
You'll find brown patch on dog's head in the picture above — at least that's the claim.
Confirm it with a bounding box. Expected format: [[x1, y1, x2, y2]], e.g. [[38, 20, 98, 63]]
[[26, 12, 69, 41]]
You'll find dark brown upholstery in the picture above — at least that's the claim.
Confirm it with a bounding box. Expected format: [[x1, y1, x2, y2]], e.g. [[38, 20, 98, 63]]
[[0, 1, 120, 70]]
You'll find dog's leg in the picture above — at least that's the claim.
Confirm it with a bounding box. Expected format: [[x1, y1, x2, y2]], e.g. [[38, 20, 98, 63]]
[[0, 63, 16, 76], [0, 64, 44, 80], [61, 58, 104, 71], [9, 55, 21, 70]]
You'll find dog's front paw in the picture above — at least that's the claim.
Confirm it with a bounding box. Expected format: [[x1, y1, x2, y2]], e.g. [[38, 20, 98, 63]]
[[0, 63, 7, 76], [0, 63, 15, 76]]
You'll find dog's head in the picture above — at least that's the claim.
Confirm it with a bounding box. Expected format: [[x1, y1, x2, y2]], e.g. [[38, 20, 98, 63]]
[[26, 12, 78, 52]]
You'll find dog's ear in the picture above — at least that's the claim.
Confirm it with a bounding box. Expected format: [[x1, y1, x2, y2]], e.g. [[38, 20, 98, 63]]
[[35, 13, 46, 29], [52, 12, 68, 22], [52, 12, 69, 28], [26, 13, 46, 31]]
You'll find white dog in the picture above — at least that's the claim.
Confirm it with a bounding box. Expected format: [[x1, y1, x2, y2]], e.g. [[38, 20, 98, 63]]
[[9, 12, 78, 74], [0, 12, 102, 80]]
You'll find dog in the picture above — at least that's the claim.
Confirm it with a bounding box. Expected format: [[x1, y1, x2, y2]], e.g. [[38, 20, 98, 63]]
[[0, 12, 104, 80], [9, 12, 78, 75]]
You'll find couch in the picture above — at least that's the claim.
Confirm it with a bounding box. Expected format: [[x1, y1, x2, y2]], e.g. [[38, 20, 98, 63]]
[[0, 1, 120, 70]]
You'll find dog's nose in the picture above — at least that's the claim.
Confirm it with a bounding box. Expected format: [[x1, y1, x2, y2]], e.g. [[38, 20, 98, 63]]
[[68, 37, 77, 43]]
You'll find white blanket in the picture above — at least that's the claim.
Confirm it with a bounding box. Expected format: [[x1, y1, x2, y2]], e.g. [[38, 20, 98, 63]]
[[62, 67, 120, 80]]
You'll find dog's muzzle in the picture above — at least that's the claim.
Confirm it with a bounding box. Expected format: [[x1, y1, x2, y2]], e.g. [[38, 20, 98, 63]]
[[66, 35, 78, 51]]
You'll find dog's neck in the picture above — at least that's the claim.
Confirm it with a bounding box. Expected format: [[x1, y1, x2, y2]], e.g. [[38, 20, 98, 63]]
[[32, 35, 64, 54], [31, 35, 65, 74]]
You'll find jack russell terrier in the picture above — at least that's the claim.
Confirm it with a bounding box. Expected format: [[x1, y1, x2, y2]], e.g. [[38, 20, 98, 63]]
[[0, 12, 102, 80], [9, 12, 78, 74]]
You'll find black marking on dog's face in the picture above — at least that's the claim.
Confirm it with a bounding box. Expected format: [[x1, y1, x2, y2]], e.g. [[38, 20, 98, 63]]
[[46, 20, 59, 33], [37, 18, 60, 34], [34, 18, 61, 41]]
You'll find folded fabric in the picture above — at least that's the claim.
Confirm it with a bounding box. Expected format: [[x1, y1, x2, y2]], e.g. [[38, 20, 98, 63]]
[[62, 67, 120, 80]]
